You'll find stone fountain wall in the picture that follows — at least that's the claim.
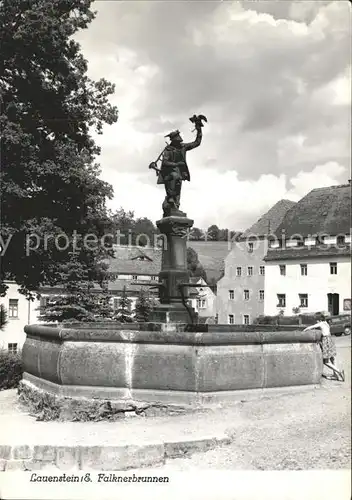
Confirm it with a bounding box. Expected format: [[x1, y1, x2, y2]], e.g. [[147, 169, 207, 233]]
[[21, 323, 323, 407]]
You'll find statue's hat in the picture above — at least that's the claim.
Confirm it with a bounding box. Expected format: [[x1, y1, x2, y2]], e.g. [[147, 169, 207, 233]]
[[165, 130, 181, 140]]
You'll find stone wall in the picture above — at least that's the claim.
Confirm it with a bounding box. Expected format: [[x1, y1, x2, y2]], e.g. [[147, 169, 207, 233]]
[[21, 323, 323, 407]]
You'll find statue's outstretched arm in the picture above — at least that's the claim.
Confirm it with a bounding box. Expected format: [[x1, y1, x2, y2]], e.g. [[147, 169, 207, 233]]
[[183, 128, 202, 151]]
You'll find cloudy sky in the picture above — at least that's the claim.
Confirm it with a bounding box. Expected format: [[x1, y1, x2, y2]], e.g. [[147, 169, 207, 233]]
[[75, 0, 351, 231]]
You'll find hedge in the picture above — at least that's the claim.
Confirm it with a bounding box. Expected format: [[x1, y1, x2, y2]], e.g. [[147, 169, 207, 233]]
[[0, 349, 23, 390], [254, 315, 317, 326]]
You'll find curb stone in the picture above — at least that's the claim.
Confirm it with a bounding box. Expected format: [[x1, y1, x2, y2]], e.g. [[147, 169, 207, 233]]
[[0, 433, 234, 471]]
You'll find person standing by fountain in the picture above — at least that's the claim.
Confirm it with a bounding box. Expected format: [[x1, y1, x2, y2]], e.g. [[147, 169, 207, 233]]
[[304, 312, 345, 381]]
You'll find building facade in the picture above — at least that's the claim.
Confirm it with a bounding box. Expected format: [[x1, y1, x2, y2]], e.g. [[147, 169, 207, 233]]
[[264, 254, 351, 316], [264, 184, 351, 317], [0, 245, 162, 352], [216, 238, 267, 325], [216, 200, 296, 324], [0, 282, 40, 353], [188, 277, 216, 320]]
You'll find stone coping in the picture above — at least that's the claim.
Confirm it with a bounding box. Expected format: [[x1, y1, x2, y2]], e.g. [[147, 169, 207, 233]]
[[24, 324, 321, 345]]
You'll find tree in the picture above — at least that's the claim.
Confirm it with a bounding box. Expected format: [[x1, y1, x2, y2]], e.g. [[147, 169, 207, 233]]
[[38, 254, 113, 322], [108, 210, 157, 247], [187, 247, 207, 282], [0, 0, 118, 297], [114, 286, 133, 323], [109, 208, 135, 245], [189, 227, 205, 241], [0, 304, 8, 330], [134, 289, 152, 322], [218, 228, 229, 241], [206, 225, 220, 241], [133, 217, 158, 247]]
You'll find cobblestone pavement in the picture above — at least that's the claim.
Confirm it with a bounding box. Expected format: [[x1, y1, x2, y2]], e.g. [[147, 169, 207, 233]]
[[142, 339, 351, 471]]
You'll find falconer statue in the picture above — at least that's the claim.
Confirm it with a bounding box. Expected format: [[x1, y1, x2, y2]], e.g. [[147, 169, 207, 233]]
[[149, 114, 207, 217]]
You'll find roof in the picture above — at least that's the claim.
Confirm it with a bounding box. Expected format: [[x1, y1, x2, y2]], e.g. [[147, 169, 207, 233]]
[[243, 199, 297, 238], [264, 244, 351, 261], [108, 279, 159, 294], [272, 184, 351, 238], [187, 241, 231, 282], [106, 245, 162, 275]]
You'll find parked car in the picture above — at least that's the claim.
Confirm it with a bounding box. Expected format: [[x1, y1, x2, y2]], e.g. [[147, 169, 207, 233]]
[[329, 314, 351, 336]]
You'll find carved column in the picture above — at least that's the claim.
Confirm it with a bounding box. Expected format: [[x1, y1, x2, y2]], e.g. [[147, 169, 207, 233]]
[[157, 215, 193, 304], [149, 214, 195, 323]]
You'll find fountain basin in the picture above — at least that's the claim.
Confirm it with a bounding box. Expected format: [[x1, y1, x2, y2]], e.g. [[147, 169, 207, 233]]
[[20, 323, 323, 409]]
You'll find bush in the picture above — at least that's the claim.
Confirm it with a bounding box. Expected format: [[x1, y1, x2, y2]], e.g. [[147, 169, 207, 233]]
[[254, 315, 301, 326], [278, 316, 300, 326], [0, 349, 23, 390]]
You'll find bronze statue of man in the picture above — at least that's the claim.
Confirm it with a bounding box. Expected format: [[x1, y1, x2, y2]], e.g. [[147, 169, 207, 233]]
[[152, 115, 206, 217]]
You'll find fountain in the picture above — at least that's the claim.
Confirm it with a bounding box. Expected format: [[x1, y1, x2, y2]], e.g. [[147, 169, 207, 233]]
[[19, 115, 323, 417]]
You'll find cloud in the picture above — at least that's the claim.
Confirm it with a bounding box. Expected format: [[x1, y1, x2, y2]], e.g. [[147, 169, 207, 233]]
[[74, 0, 350, 227], [288, 161, 347, 198]]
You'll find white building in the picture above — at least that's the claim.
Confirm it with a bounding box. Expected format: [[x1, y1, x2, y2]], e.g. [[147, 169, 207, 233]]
[[188, 277, 216, 321], [264, 184, 351, 317], [216, 200, 296, 324], [0, 245, 162, 352], [0, 282, 41, 353]]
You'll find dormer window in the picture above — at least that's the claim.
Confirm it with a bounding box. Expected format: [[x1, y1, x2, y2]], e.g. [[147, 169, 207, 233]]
[[316, 235, 325, 246], [337, 235, 345, 246], [291, 236, 304, 247], [132, 255, 151, 262]]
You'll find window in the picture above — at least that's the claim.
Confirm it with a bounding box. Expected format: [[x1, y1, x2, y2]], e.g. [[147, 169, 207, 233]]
[[228, 314, 234, 324], [197, 299, 206, 309], [260, 266, 265, 276], [244, 290, 250, 301], [151, 275, 157, 281], [8, 299, 18, 318], [8, 343, 18, 354], [343, 299, 351, 311], [248, 242, 254, 253], [39, 296, 47, 314], [277, 294, 286, 307], [279, 265, 286, 276], [247, 266, 253, 276], [229, 290, 234, 300], [132, 275, 138, 280], [300, 264, 307, 276], [299, 294, 308, 308], [259, 290, 264, 301], [330, 262, 337, 275], [236, 267, 242, 277], [215, 314, 219, 324], [243, 315, 250, 325]]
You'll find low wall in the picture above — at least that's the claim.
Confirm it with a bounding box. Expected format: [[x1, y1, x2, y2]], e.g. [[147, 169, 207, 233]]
[[21, 323, 323, 406]]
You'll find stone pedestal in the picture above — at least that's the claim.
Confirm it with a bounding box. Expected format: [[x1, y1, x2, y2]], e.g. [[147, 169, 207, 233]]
[[150, 213, 195, 323]]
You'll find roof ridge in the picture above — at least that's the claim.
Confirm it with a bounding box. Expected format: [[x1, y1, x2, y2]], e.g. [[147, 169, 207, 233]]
[[309, 183, 350, 192]]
